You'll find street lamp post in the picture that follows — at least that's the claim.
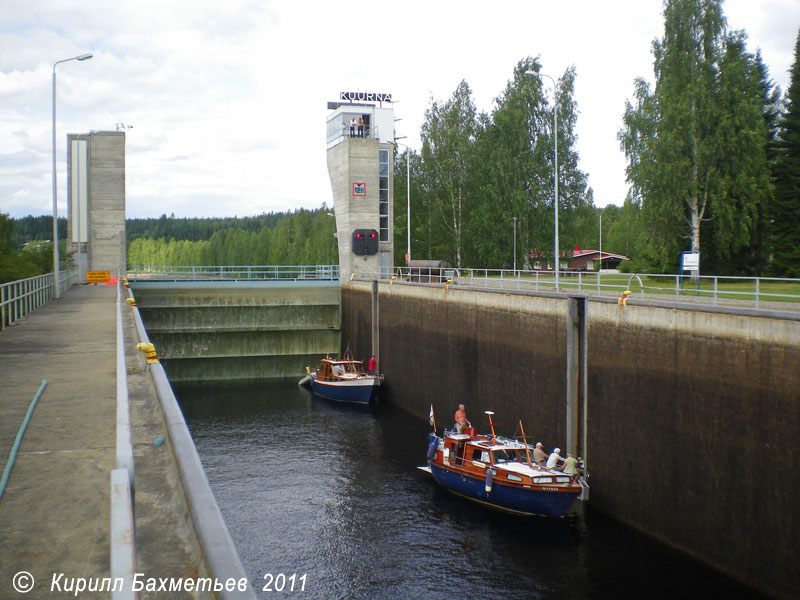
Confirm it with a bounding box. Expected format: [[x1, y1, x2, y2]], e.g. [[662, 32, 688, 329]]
[[512, 216, 517, 273], [406, 147, 410, 265], [524, 70, 559, 291], [394, 139, 412, 267], [52, 52, 93, 298]]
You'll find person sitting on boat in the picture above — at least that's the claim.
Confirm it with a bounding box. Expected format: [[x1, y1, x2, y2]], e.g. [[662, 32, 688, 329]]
[[453, 404, 471, 434], [533, 442, 547, 466], [562, 452, 579, 481], [546, 447, 565, 470]]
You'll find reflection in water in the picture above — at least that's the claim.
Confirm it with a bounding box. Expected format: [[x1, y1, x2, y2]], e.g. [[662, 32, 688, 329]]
[[174, 380, 764, 600]]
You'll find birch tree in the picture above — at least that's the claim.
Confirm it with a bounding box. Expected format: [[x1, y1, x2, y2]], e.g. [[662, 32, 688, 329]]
[[420, 80, 478, 267]]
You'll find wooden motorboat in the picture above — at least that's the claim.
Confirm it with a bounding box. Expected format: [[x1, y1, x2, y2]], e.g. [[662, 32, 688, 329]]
[[419, 410, 583, 518], [302, 357, 382, 404]]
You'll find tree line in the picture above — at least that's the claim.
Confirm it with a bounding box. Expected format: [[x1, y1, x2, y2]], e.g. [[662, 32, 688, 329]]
[[125, 209, 337, 266], [1, 208, 337, 283], [4, 2, 799, 281], [393, 1, 799, 276]]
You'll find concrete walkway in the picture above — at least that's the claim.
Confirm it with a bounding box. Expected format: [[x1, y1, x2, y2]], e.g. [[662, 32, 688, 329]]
[[0, 284, 207, 599]]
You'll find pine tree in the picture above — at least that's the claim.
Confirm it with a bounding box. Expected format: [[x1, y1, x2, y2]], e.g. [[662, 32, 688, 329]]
[[771, 29, 800, 276]]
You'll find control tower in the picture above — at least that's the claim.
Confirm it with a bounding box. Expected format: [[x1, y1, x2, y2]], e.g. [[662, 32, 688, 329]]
[[326, 92, 394, 279], [66, 131, 126, 280]]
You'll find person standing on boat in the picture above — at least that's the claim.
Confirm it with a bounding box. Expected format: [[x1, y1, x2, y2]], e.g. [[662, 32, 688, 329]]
[[533, 442, 547, 466], [454, 404, 471, 434], [367, 355, 377, 374], [546, 447, 564, 469]]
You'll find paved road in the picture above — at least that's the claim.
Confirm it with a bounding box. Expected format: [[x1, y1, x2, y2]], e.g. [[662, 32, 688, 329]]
[[0, 283, 208, 599]]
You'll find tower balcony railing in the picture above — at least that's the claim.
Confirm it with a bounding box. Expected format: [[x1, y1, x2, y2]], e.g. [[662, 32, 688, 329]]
[[326, 123, 381, 146]]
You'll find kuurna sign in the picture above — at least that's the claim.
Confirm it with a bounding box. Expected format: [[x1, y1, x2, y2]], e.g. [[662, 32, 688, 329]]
[[340, 91, 392, 103]]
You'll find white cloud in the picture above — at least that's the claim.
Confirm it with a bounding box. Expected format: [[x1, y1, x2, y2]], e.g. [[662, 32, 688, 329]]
[[1, 0, 798, 219]]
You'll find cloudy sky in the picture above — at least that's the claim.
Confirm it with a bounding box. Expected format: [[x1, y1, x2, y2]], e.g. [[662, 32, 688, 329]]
[[1, 0, 798, 220]]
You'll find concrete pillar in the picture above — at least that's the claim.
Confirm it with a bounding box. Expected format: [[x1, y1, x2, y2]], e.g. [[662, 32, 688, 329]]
[[371, 280, 379, 369], [566, 296, 588, 459]]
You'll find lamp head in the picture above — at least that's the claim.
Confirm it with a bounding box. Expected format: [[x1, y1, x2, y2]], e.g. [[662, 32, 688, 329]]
[[77, 53, 93, 61]]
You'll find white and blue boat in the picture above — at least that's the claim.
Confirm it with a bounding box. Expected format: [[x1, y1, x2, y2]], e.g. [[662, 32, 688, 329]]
[[303, 357, 382, 404], [419, 411, 584, 518]]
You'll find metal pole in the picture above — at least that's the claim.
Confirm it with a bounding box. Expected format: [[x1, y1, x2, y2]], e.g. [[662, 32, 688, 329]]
[[599, 213, 602, 268], [552, 80, 559, 292], [524, 70, 558, 291], [407, 149, 411, 265], [513, 217, 517, 273], [52, 53, 92, 298], [52, 66, 60, 299]]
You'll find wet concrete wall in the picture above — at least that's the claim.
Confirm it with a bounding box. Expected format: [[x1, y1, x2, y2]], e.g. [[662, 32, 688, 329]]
[[132, 281, 340, 382], [342, 280, 799, 600]]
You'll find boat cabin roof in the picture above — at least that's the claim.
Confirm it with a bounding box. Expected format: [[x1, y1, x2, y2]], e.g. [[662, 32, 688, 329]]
[[445, 432, 530, 453], [321, 358, 364, 366]]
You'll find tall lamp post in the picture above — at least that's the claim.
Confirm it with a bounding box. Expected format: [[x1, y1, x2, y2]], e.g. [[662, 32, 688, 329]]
[[524, 70, 559, 291], [512, 216, 517, 273], [52, 52, 93, 298], [394, 139, 412, 267]]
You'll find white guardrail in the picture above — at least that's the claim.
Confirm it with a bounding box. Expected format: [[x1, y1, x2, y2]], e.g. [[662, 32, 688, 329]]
[[350, 267, 800, 311], [127, 265, 339, 281], [0, 270, 78, 330]]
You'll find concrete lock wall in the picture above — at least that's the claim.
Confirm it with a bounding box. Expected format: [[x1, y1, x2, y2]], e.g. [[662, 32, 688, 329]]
[[132, 282, 341, 382], [341, 280, 799, 600]]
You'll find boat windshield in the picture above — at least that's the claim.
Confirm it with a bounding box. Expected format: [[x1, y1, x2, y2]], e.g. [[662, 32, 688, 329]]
[[492, 449, 523, 463]]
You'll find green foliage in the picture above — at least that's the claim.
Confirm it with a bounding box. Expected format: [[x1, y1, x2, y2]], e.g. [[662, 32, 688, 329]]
[[11, 215, 66, 248], [124, 207, 337, 267], [0, 213, 54, 283], [619, 0, 776, 274], [771, 29, 800, 277], [401, 58, 591, 270]]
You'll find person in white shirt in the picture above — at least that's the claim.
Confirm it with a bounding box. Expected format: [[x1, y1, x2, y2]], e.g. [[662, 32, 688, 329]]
[[546, 447, 564, 469]]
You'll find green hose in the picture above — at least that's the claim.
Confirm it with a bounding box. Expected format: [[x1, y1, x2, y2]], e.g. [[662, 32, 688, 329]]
[[0, 380, 47, 501]]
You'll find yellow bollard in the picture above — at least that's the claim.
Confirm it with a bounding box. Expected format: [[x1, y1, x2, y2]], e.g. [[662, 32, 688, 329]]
[[136, 343, 159, 364], [618, 290, 632, 306], [126, 297, 136, 307]]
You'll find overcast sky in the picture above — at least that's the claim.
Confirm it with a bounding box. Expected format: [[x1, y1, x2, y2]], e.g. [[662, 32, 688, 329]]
[[1, 0, 798, 220]]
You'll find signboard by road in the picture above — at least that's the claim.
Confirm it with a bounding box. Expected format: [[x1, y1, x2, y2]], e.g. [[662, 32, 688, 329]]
[[86, 271, 110, 283]]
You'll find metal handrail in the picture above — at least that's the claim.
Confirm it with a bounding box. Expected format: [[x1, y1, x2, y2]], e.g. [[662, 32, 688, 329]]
[[126, 265, 340, 282], [348, 267, 800, 310], [0, 269, 78, 330]]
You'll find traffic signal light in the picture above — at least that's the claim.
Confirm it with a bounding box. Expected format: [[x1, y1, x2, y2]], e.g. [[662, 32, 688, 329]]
[[352, 229, 379, 255]]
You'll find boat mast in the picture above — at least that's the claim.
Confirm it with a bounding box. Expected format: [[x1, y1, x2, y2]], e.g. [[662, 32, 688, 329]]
[[485, 410, 497, 445], [519, 420, 533, 467]]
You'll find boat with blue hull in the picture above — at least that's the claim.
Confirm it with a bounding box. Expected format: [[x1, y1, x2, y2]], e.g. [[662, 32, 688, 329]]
[[419, 411, 584, 518], [302, 357, 382, 404]]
